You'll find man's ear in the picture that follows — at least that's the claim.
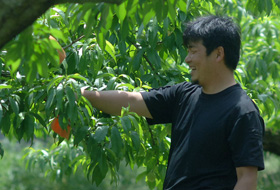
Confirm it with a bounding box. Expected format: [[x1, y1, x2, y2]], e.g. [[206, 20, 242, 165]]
[[216, 46, 225, 62]]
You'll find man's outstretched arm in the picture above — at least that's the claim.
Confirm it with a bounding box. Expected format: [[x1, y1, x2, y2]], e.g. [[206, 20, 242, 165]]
[[81, 89, 152, 119]]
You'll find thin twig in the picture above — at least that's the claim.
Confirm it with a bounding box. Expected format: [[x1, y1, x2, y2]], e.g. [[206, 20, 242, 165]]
[[147, 125, 156, 147], [63, 35, 85, 50]]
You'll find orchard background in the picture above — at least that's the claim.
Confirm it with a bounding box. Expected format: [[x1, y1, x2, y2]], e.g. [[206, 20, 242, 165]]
[[1, 0, 280, 189]]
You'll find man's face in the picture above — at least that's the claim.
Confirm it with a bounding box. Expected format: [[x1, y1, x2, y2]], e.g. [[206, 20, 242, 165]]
[[185, 41, 216, 86]]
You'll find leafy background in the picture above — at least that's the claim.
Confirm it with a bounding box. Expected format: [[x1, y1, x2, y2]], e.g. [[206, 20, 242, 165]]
[[1, 0, 280, 189]]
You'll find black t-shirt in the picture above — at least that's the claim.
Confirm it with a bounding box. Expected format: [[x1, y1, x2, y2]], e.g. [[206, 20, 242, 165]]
[[141, 82, 265, 190]]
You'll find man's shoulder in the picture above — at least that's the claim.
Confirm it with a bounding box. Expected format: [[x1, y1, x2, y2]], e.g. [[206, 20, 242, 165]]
[[148, 81, 201, 96], [231, 86, 260, 115], [174, 81, 201, 93]]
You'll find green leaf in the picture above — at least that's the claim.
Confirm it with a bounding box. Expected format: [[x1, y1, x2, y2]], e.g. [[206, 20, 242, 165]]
[[0, 84, 12, 89], [30, 112, 47, 128], [45, 88, 56, 116], [84, 9, 97, 38], [27, 92, 34, 108], [167, 0, 176, 24], [56, 84, 64, 112], [116, 83, 135, 90], [136, 170, 147, 182], [111, 126, 123, 157], [51, 8, 66, 24], [143, 9, 155, 26], [107, 77, 117, 90], [6, 55, 21, 75], [9, 97, 19, 115], [16, 121, 24, 142], [0, 142, 4, 159], [35, 49, 48, 78], [100, 4, 113, 31], [67, 73, 89, 83], [0, 104, 3, 124], [98, 151, 108, 177], [47, 75, 64, 92], [105, 40, 116, 63], [58, 114, 68, 130], [118, 40, 127, 55], [97, 32, 106, 51], [130, 131, 140, 151], [116, 2, 126, 22], [66, 86, 76, 119], [177, 0, 187, 13], [132, 49, 145, 71], [25, 60, 38, 83], [121, 116, 131, 134], [121, 17, 129, 40], [74, 126, 89, 146], [49, 28, 67, 43], [92, 163, 105, 186], [23, 114, 34, 140], [1, 113, 11, 134], [94, 126, 109, 143], [105, 147, 118, 165], [275, 0, 280, 8], [146, 49, 161, 70]]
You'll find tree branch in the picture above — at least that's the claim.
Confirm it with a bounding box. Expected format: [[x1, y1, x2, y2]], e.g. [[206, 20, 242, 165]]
[[263, 129, 280, 156], [54, 0, 123, 5], [0, 0, 52, 50], [0, 0, 123, 50]]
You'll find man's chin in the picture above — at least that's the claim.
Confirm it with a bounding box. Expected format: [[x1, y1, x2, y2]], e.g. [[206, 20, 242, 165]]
[[191, 79, 199, 85]]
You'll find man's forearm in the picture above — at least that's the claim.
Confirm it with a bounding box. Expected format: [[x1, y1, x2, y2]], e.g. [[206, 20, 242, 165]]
[[81, 90, 152, 118], [234, 166, 258, 190], [234, 178, 257, 190]]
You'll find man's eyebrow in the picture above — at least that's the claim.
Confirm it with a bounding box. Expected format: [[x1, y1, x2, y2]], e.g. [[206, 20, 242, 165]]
[[187, 45, 196, 49]]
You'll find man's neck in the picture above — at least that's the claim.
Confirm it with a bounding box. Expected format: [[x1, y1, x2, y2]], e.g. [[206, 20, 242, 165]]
[[201, 72, 236, 94]]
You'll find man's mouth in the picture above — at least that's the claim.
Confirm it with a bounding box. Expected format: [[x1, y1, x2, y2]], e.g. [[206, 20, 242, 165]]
[[190, 66, 196, 72]]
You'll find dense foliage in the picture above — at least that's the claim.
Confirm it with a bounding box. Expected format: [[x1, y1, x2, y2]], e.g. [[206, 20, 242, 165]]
[[1, 0, 280, 189]]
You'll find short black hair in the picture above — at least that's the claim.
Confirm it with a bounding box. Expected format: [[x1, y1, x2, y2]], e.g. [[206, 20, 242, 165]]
[[183, 15, 241, 70]]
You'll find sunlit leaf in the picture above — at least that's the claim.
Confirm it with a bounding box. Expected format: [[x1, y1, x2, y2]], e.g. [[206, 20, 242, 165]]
[[0, 84, 12, 89], [105, 40, 116, 63]]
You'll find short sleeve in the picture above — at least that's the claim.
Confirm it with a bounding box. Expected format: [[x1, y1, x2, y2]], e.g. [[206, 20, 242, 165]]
[[228, 111, 265, 170], [140, 83, 186, 125]]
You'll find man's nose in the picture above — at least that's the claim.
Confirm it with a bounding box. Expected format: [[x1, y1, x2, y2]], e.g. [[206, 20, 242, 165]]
[[185, 54, 191, 64]]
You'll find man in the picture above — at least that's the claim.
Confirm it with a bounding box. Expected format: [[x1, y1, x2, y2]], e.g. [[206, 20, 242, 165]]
[[81, 15, 265, 189]]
